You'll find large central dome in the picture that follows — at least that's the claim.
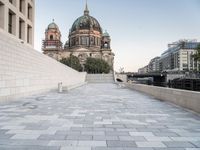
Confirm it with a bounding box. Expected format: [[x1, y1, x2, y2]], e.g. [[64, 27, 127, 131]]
[[70, 4, 102, 33]]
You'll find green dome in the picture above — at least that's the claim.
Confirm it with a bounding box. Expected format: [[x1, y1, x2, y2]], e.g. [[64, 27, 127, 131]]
[[47, 22, 59, 30], [71, 15, 102, 33], [103, 31, 110, 37]]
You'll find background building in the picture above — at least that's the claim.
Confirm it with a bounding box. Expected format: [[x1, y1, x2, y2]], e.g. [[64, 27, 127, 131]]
[[159, 40, 199, 72], [138, 57, 160, 74], [43, 4, 114, 71], [138, 65, 148, 74], [138, 40, 199, 74], [0, 0, 34, 46], [148, 57, 160, 73]]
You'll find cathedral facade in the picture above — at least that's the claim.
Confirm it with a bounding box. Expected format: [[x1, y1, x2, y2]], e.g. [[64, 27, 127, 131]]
[[42, 4, 114, 71]]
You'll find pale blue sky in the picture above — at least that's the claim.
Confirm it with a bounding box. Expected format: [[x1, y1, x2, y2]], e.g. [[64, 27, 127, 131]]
[[35, 0, 200, 72]]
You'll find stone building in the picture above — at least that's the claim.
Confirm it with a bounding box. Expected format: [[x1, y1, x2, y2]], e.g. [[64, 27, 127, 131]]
[[148, 57, 160, 73], [138, 40, 199, 74], [138, 65, 148, 74], [0, 0, 34, 46], [43, 3, 114, 71]]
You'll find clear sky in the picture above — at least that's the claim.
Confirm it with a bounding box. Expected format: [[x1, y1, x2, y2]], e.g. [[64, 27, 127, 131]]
[[35, 0, 200, 72]]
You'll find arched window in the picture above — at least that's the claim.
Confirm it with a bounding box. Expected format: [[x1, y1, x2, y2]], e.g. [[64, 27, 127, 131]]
[[104, 42, 108, 48], [50, 35, 53, 40]]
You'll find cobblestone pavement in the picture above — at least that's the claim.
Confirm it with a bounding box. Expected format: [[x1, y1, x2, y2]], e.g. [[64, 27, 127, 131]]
[[0, 83, 200, 150]]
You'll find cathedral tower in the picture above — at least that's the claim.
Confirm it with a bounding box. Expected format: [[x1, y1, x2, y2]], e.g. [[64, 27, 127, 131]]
[[42, 20, 63, 60], [102, 31, 111, 49]]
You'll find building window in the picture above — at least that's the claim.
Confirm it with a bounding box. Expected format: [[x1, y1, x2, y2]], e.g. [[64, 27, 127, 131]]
[[95, 37, 98, 46], [8, 10, 16, 35], [76, 37, 79, 44], [94, 37, 96, 45], [97, 38, 100, 46], [104, 42, 108, 48], [19, 18, 25, 40], [71, 37, 76, 46], [98, 38, 100, 46], [27, 25, 32, 44], [81, 36, 86, 45], [19, 0, 25, 14], [9, 0, 13, 4], [81, 36, 89, 46], [50, 35, 53, 40], [28, 3, 33, 21], [8, 12, 12, 33], [0, 1, 4, 29], [90, 37, 94, 45]]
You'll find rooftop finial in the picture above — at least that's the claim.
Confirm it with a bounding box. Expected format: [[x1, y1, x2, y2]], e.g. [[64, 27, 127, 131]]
[[53, 19, 55, 22], [84, 0, 89, 16]]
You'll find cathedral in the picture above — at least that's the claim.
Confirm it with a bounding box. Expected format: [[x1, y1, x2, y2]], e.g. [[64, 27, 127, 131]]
[[42, 3, 114, 71]]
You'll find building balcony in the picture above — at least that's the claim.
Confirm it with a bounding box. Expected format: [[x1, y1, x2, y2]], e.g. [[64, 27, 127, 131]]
[[42, 40, 63, 49]]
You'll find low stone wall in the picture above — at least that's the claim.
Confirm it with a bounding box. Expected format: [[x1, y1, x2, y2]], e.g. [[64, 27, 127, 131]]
[[0, 29, 86, 102], [125, 83, 200, 113]]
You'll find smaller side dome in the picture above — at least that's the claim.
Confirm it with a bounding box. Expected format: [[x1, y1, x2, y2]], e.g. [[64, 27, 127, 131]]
[[103, 30, 110, 37], [43, 19, 62, 48], [47, 19, 59, 30]]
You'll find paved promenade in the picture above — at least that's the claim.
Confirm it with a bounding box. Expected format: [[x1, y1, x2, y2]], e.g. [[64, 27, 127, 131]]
[[0, 83, 200, 150]]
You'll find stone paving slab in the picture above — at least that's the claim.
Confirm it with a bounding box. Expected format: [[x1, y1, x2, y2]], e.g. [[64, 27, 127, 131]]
[[0, 83, 200, 150]]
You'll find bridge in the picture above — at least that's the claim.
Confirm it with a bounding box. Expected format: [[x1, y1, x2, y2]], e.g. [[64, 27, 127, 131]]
[[122, 72, 167, 86]]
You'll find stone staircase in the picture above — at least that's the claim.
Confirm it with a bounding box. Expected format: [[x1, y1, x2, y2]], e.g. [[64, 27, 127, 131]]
[[86, 74, 114, 83]]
